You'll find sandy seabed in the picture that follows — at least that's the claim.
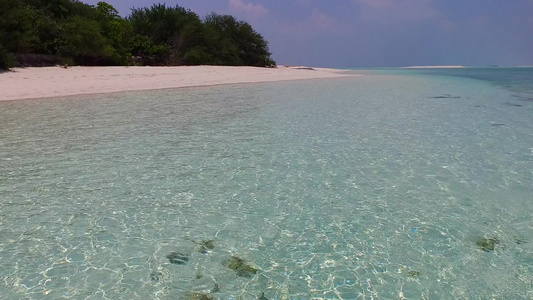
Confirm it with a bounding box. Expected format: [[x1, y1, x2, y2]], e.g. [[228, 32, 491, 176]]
[[0, 65, 355, 101]]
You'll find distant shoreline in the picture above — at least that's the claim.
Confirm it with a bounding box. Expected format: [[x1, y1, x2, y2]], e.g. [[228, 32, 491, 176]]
[[0, 65, 356, 101], [402, 65, 466, 69]]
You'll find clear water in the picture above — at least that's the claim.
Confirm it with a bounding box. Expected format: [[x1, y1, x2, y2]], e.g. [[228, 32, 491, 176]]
[[1, 69, 532, 299]]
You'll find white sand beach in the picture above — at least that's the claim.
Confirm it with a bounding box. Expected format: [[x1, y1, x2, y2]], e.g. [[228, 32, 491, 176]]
[[0, 65, 354, 101]]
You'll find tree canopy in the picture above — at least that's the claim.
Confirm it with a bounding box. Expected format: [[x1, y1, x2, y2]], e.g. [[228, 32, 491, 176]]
[[0, 1, 275, 69]]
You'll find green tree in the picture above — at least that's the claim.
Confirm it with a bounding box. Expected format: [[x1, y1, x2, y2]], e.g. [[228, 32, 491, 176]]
[[23, 0, 94, 19], [56, 16, 108, 61], [95, 2, 132, 65], [0, 0, 276, 67], [204, 14, 274, 67], [128, 3, 213, 65], [0, 0, 109, 64], [0, 2, 41, 53]]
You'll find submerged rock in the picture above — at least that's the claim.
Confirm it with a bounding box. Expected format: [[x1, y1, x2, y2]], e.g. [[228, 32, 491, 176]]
[[513, 236, 525, 245], [512, 94, 533, 102], [201, 240, 215, 249], [166, 252, 189, 264], [188, 292, 213, 300], [430, 95, 461, 99], [150, 271, 162, 282], [222, 256, 259, 278], [211, 283, 220, 293], [476, 237, 499, 252], [196, 240, 215, 254], [503, 102, 522, 107]]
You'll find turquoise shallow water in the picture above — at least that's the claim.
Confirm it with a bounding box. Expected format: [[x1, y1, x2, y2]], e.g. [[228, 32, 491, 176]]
[[0, 69, 532, 299]]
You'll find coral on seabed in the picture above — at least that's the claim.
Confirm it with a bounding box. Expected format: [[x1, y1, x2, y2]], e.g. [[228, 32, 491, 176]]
[[222, 256, 259, 278], [188, 292, 214, 300], [408, 271, 420, 278], [476, 237, 499, 252]]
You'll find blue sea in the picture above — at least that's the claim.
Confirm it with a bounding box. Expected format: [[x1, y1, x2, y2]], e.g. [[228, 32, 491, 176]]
[[0, 68, 532, 299]]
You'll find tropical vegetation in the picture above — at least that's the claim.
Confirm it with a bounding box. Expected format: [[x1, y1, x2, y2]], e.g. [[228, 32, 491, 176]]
[[0, 0, 275, 70]]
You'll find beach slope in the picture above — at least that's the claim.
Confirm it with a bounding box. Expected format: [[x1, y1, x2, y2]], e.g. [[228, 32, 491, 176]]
[[0, 65, 354, 101]]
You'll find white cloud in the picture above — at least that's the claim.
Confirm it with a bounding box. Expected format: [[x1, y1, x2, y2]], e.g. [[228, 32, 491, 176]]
[[229, 0, 268, 18], [274, 8, 337, 41], [311, 8, 334, 30], [355, 0, 442, 23]]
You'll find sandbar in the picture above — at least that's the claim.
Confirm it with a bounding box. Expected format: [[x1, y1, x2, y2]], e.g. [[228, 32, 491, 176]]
[[402, 65, 466, 69], [0, 65, 355, 101]]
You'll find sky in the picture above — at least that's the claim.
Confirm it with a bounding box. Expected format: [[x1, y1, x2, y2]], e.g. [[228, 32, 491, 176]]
[[83, 0, 533, 68]]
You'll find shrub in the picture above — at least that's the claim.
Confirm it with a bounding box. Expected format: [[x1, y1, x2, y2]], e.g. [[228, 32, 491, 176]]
[[0, 45, 15, 70]]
